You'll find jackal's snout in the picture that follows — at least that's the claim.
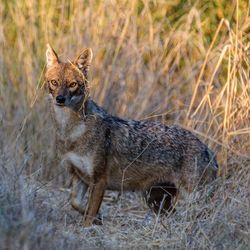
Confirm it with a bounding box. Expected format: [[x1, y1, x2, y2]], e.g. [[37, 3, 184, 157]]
[[56, 95, 66, 105]]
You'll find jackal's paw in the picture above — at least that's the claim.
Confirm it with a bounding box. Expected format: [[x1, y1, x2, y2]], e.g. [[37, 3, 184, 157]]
[[93, 213, 103, 225], [83, 214, 103, 227], [71, 203, 103, 225], [83, 220, 93, 228]]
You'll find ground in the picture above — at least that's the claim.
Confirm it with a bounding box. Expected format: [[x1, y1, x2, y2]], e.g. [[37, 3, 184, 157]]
[[1, 164, 249, 249]]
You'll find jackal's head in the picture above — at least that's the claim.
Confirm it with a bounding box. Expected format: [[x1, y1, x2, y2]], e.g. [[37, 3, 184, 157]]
[[45, 44, 92, 110]]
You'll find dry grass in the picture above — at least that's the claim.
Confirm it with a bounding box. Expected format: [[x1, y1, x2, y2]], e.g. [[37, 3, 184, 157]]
[[0, 0, 249, 249]]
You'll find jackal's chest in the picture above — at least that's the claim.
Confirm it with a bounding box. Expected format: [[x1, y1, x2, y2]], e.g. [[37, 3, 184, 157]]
[[61, 151, 95, 180], [53, 105, 87, 141]]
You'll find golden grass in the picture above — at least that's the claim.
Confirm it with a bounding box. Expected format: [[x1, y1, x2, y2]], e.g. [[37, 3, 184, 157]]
[[0, 0, 249, 249]]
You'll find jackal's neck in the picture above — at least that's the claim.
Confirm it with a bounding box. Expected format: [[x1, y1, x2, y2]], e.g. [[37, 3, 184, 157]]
[[52, 98, 110, 134], [53, 105, 79, 131], [83, 98, 110, 119]]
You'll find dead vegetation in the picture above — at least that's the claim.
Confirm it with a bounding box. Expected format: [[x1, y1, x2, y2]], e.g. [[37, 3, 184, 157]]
[[0, 0, 249, 249]]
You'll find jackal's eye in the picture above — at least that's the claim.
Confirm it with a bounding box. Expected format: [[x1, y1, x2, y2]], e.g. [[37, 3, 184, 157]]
[[50, 80, 58, 88], [69, 82, 77, 89]]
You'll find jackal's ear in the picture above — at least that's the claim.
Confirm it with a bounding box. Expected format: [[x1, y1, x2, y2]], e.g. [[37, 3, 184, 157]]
[[74, 48, 93, 77], [46, 44, 59, 67]]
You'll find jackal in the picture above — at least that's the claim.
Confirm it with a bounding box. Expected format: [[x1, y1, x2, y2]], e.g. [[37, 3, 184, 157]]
[[45, 44, 218, 227]]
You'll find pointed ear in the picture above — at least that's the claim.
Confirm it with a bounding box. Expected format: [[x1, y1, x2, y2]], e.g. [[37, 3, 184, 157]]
[[46, 43, 59, 67], [74, 48, 93, 77]]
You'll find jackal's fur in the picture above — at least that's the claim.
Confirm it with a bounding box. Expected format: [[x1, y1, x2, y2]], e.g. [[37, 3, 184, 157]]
[[45, 44, 218, 226]]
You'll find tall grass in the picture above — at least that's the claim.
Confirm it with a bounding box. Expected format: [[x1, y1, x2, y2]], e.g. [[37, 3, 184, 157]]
[[0, 0, 249, 249]]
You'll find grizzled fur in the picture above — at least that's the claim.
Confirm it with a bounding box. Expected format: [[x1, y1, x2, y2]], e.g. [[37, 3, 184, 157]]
[[45, 44, 218, 227]]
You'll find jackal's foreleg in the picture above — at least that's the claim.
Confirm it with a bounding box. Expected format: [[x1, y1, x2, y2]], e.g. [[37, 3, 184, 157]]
[[62, 153, 89, 213], [83, 175, 107, 227], [70, 175, 88, 214], [62, 153, 106, 226]]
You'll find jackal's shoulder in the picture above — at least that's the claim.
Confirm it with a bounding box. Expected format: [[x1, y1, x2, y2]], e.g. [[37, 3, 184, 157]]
[[86, 100, 193, 142], [85, 99, 110, 119]]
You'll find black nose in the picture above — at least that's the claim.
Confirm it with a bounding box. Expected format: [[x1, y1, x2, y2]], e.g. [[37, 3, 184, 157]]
[[56, 95, 66, 104]]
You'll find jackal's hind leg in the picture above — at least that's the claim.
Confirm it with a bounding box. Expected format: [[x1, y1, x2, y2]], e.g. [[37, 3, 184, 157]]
[[144, 182, 178, 215]]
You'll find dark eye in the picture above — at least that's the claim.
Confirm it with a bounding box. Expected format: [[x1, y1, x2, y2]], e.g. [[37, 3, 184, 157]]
[[50, 80, 58, 87], [69, 82, 77, 88]]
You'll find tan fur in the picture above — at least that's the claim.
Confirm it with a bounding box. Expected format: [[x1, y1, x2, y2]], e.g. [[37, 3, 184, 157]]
[[45, 44, 218, 226]]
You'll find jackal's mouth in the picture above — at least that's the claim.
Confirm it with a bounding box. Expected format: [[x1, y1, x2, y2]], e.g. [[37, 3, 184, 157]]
[[55, 103, 65, 107]]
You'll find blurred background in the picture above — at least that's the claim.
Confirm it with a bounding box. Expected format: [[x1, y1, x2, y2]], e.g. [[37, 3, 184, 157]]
[[0, 0, 249, 249], [0, 0, 249, 178]]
